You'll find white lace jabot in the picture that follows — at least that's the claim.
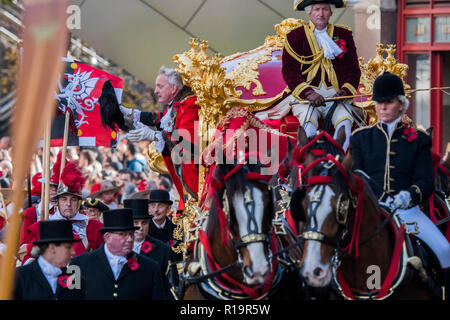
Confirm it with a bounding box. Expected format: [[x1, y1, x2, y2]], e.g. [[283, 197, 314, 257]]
[[314, 27, 343, 60]]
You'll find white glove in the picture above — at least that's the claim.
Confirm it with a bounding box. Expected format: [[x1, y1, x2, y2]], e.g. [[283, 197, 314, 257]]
[[392, 190, 411, 210], [119, 105, 141, 125], [119, 105, 132, 117], [126, 125, 156, 142], [333, 118, 351, 152]]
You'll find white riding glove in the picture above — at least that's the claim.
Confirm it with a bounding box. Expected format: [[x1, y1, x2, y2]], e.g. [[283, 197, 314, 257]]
[[392, 190, 412, 210], [333, 118, 351, 152], [126, 124, 156, 142]]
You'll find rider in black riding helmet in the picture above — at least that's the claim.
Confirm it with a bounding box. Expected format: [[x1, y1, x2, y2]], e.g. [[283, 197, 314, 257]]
[[350, 72, 450, 296]]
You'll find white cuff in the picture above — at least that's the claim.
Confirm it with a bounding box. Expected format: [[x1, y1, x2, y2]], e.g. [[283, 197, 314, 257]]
[[132, 109, 141, 127], [155, 131, 165, 153]]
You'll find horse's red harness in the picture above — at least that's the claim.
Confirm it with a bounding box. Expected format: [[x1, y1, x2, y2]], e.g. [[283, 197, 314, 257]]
[[286, 131, 409, 299], [195, 151, 279, 299]]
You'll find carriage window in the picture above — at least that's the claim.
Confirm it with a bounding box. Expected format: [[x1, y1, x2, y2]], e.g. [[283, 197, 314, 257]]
[[434, 16, 450, 42], [406, 54, 431, 128], [406, 17, 431, 43]]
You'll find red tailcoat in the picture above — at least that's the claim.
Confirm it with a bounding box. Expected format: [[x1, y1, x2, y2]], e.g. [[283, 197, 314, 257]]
[[140, 95, 200, 208], [22, 217, 104, 265], [19, 205, 55, 245], [170, 95, 200, 197], [282, 21, 361, 100]]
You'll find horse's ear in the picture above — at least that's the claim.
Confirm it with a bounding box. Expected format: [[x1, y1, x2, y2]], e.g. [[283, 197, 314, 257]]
[[290, 189, 306, 222], [341, 152, 353, 171], [212, 162, 226, 191], [297, 125, 308, 148], [426, 126, 434, 136], [286, 136, 294, 157], [335, 125, 346, 148]]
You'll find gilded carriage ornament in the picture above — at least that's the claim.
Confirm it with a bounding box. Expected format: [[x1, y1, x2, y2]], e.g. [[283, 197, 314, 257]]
[[146, 141, 168, 174], [173, 38, 239, 127], [357, 44, 411, 125]]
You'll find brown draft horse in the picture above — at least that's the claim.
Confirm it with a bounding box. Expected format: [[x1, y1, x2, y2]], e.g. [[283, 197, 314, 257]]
[[288, 127, 437, 300], [181, 156, 283, 300]]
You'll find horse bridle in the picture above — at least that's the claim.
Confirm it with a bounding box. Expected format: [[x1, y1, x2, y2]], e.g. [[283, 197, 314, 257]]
[[223, 175, 272, 250], [301, 165, 353, 250]]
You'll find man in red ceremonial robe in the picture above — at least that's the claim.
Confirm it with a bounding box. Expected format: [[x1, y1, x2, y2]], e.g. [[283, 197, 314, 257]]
[[120, 66, 200, 210], [22, 160, 103, 265], [258, 0, 361, 151]]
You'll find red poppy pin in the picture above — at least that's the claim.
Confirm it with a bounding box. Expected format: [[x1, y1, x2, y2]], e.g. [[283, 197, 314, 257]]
[[403, 127, 418, 142], [141, 241, 152, 253], [58, 275, 72, 288], [127, 257, 139, 271], [168, 239, 175, 247], [335, 38, 347, 58]]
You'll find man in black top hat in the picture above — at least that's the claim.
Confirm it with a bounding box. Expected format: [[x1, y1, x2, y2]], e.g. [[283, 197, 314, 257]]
[[14, 220, 84, 300], [147, 189, 182, 262], [124, 198, 179, 299], [70, 208, 165, 300]]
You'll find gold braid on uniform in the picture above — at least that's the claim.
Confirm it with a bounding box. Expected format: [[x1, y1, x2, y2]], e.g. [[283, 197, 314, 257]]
[[283, 21, 340, 96]]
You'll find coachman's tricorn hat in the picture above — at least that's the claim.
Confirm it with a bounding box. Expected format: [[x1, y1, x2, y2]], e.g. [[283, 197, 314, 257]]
[[372, 72, 405, 102], [83, 198, 110, 212], [123, 198, 151, 220], [32, 220, 81, 245], [294, 0, 346, 11], [99, 209, 139, 234]]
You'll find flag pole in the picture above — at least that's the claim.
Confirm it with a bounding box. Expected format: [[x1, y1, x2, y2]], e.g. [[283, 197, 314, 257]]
[[0, 192, 8, 223], [60, 105, 71, 176], [40, 129, 46, 219], [0, 0, 69, 300], [27, 172, 32, 209], [43, 115, 51, 221]]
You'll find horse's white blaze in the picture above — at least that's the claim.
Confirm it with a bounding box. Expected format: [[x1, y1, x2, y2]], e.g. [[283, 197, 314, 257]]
[[301, 185, 334, 287], [232, 187, 269, 284]]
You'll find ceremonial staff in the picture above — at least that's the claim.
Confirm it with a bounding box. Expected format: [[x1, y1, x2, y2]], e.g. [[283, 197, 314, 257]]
[[0, 0, 69, 300], [289, 86, 450, 105], [42, 116, 51, 221]]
